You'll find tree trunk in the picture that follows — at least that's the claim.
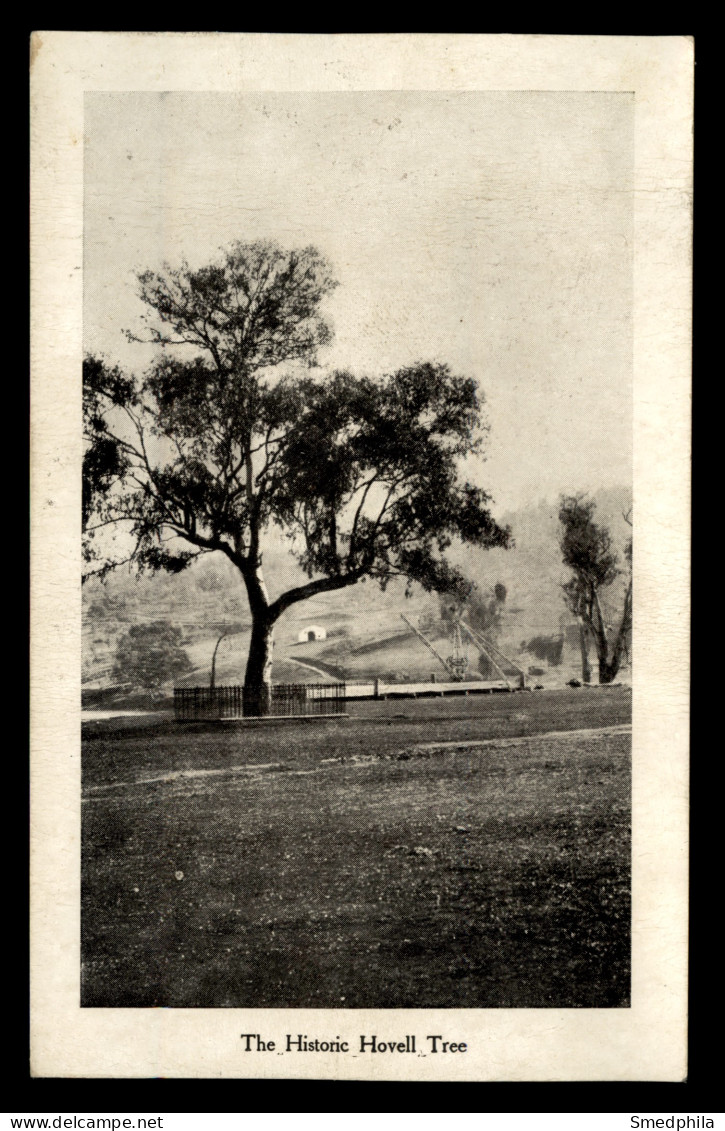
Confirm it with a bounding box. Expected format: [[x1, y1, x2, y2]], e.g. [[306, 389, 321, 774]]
[[597, 618, 630, 685], [237, 549, 362, 715], [243, 614, 275, 716], [604, 578, 632, 684], [238, 552, 277, 716], [591, 591, 613, 685], [578, 620, 592, 684]]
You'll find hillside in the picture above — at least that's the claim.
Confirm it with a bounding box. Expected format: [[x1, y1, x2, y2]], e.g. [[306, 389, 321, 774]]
[[83, 486, 632, 694]]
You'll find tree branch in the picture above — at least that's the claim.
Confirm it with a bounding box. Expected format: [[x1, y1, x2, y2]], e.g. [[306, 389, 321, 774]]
[[268, 568, 365, 621]]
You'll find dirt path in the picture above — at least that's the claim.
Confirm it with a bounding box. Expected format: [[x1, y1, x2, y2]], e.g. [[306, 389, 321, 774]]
[[288, 656, 346, 679], [410, 722, 632, 754]]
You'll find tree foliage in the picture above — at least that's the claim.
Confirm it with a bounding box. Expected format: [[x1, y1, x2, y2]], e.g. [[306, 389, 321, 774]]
[[440, 580, 507, 630], [112, 621, 193, 690], [559, 495, 632, 684], [84, 238, 510, 710], [83, 357, 135, 576]]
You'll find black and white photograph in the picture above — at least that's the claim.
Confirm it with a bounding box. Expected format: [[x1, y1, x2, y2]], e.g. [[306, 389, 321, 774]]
[[31, 33, 691, 1080]]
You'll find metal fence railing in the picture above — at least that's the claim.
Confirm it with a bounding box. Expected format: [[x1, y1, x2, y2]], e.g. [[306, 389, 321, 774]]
[[174, 683, 346, 721]]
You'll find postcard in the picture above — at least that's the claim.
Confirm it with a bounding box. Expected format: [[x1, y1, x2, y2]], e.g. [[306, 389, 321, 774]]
[[30, 33, 692, 1080]]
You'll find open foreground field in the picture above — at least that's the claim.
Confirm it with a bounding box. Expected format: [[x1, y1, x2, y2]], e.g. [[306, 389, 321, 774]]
[[82, 687, 631, 1008]]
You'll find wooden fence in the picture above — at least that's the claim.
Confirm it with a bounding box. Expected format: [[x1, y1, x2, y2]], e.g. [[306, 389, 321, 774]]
[[174, 683, 346, 721]]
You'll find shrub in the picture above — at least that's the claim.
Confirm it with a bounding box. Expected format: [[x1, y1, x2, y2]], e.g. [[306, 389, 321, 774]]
[[112, 621, 193, 690], [524, 635, 564, 667]]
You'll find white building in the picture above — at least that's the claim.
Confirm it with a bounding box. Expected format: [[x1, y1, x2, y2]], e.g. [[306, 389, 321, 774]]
[[297, 625, 327, 643]]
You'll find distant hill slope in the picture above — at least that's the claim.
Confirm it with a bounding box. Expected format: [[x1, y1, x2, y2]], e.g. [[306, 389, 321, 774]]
[[83, 486, 632, 690]]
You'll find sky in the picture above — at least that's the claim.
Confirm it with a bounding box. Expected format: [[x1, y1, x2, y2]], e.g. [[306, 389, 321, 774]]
[[84, 90, 633, 514]]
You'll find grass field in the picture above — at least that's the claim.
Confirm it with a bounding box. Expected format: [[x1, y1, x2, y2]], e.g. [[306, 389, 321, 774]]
[[82, 686, 631, 1008]]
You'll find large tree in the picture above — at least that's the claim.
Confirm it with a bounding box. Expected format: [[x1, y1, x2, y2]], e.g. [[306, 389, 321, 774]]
[[559, 494, 632, 685], [84, 239, 510, 713]]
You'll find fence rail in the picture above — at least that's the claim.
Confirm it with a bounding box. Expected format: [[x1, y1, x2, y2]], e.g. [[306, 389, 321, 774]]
[[174, 683, 346, 721], [342, 678, 513, 699]]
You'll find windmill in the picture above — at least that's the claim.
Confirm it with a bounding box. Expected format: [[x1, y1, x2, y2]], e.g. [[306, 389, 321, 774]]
[[400, 612, 527, 688], [400, 613, 470, 681], [446, 620, 469, 679]]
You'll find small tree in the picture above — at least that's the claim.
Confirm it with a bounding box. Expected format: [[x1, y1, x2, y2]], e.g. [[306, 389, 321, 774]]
[[112, 621, 193, 691], [85, 239, 511, 713], [440, 580, 506, 634], [208, 622, 246, 689], [559, 495, 632, 685]]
